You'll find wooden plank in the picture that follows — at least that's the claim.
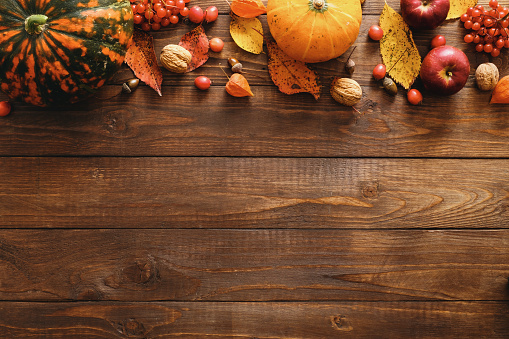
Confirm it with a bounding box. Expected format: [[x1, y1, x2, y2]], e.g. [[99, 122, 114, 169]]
[[1, 157, 508, 229], [2, 17, 509, 157], [0, 301, 507, 338], [0, 229, 507, 301]]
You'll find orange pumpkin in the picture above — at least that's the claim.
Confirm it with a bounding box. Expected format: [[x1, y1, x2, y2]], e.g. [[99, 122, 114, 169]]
[[267, 0, 362, 63]]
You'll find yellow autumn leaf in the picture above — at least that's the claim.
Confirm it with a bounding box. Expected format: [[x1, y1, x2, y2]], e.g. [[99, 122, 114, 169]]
[[447, 0, 477, 19], [379, 3, 421, 90], [230, 15, 263, 54]]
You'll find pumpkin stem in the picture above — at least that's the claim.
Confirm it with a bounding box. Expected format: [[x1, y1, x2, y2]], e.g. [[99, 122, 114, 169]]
[[25, 14, 48, 35], [313, 0, 325, 10]]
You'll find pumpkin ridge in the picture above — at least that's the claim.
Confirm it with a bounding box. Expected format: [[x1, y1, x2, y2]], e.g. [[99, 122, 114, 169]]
[[272, 7, 312, 41], [325, 8, 358, 49], [320, 14, 338, 62], [0, 10, 26, 23], [36, 33, 85, 103], [0, 27, 25, 47], [1, 37, 43, 106], [47, 28, 128, 55], [0, 31, 26, 72], [3, 0, 29, 18], [29, 38, 50, 106], [43, 30, 120, 87], [48, 2, 131, 21], [326, 6, 359, 26], [301, 11, 318, 63]]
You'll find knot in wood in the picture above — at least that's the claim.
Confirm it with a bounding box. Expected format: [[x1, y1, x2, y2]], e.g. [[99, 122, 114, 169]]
[[71, 285, 103, 301], [104, 111, 128, 134], [331, 315, 353, 331], [362, 182, 379, 199], [123, 261, 155, 284], [118, 318, 146, 337]]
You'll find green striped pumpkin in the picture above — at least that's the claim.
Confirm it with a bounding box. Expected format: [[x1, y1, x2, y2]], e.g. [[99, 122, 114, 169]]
[[0, 0, 134, 107]]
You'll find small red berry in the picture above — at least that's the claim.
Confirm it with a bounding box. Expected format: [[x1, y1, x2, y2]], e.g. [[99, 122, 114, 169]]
[[372, 64, 386, 80], [407, 89, 423, 105], [0, 101, 11, 116], [194, 76, 211, 90], [188, 6, 204, 23], [205, 6, 219, 23], [431, 35, 446, 49], [209, 37, 224, 52], [368, 25, 383, 41]]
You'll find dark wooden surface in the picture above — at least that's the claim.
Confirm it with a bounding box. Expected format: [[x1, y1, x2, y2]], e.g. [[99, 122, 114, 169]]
[[1, 0, 509, 337]]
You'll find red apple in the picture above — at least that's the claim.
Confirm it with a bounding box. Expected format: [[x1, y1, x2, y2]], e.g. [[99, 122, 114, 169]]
[[400, 0, 450, 29], [420, 45, 470, 96]]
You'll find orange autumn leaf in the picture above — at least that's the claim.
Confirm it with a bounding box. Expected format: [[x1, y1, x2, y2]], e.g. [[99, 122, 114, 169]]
[[125, 29, 163, 96], [178, 25, 209, 72], [226, 73, 254, 97], [230, 0, 267, 18], [266, 40, 320, 100]]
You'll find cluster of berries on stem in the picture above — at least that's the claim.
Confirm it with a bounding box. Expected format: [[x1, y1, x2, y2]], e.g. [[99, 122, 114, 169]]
[[129, 0, 218, 31], [461, 0, 509, 57]]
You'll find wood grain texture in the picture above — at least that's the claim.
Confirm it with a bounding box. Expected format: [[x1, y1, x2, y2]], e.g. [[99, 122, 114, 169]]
[[0, 301, 507, 338], [1, 17, 509, 157], [0, 229, 508, 301], [2, 0, 509, 336], [1, 157, 508, 228]]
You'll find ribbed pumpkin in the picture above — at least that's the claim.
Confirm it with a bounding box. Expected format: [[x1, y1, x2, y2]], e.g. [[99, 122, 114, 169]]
[[267, 0, 362, 63], [0, 0, 134, 107]]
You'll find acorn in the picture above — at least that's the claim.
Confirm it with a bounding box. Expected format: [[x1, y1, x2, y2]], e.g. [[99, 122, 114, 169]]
[[228, 57, 243, 73], [122, 78, 140, 94], [344, 45, 357, 75], [382, 77, 397, 96], [345, 59, 355, 75]]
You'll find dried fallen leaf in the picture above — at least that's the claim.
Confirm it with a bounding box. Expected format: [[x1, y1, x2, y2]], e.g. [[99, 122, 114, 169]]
[[125, 30, 163, 96], [447, 0, 478, 19], [230, 0, 267, 18], [266, 40, 321, 100], [379, 3, 421, 90], [178, 25, 209, 72], [230, 15, 264, 54], [226, 73, 254, 97]]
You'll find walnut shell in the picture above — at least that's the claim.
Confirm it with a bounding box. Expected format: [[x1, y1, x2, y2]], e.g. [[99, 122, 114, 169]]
[[330, 77, 362, 106], [160, 44, 192, 73], [475, 63, 499, 91]]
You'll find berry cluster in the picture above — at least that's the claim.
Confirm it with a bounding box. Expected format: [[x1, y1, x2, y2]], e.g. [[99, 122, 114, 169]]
[[461, 0, 509, 57], [130, 0, 190, 31], [129, 0, 218, 31]]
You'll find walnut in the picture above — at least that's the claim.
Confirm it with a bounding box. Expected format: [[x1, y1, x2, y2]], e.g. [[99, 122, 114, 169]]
[[160, 44, 192, 73], [330, 77, 362, 106], [475, 63, 499, 91]]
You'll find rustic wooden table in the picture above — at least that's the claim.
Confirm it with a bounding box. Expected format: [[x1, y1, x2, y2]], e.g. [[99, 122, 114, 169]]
[[1, 0, 509, 337]]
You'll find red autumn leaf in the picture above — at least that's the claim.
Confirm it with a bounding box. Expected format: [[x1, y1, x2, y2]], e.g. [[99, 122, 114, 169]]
[[230, 0, 267, 18], [178, 25, 209, 72], [226, 73, 254, 97], [125, 29, 163, 96], [266, 40, 321, 100]]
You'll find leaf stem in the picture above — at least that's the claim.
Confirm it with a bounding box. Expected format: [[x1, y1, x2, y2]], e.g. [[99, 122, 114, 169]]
[[387, 47, 409, 74], [346, 45, 357, 62]]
